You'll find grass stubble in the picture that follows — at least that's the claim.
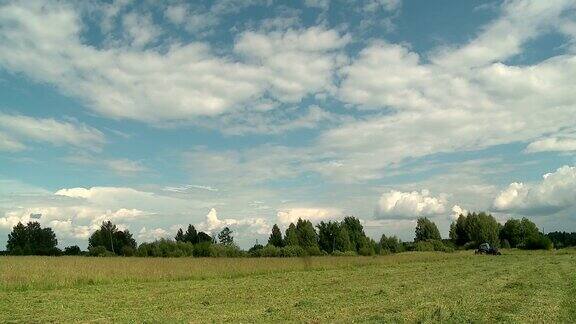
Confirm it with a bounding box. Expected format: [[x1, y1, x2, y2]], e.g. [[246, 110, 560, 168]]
[[0, 249, 574, 322]]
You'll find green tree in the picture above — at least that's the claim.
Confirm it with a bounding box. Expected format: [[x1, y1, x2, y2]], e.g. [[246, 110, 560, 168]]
[[197, 231, 213, 243], [64, 245, 82, 255], [218, 227, 234, 245], [175, 228, 185, 242], [380, 234, 403, 254], [500, 217, 540, 248], [415, 217, 441, 242], [284, 223, 299, 246], [317, 221, 340, 253], [88, 221, 136, 255], [6, 222, 58, 255], [268, 224, 284, 247], [464, 212, 500, 247], [335, 225, 353, 252], [296, 218, 318, 248], [449, 214, 468, 246], [185, 225, 198, 244], [342, 216, 365, 251]]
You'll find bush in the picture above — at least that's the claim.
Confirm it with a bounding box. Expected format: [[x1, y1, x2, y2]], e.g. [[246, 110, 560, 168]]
[[63, 245, 82, 256], [358, 246, 375, 256], [193, 242, 212, 257], [501, 239, 511, 249], [520, 234, 554, 250], [412, 240, 453, 252], [305, 246, 323, 256], [413, 241, 435, 252], [136, 240, 194, 257], [88, 245, 115, 257], [254, 245, 281, 257], [209, 244, 244, 257], [280, 245, 306, 257]]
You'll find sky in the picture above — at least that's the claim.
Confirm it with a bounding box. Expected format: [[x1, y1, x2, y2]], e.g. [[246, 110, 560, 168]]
[[1, 0, 576, 249]]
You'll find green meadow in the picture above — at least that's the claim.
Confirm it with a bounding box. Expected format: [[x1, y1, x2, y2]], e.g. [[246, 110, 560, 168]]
[[1, 250, 575, 323]]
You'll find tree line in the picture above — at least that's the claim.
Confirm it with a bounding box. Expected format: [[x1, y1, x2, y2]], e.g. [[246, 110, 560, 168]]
[[3, 212, 572, 257]]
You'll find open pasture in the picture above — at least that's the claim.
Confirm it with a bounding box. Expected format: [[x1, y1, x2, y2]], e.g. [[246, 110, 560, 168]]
[[0, 250, 575, 322]]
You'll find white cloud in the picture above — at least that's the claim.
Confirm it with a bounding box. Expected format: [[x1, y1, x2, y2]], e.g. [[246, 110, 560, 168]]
[[138, 227, 170, 241], [432, 1, 575, 68], [493, 165, 576, 215], [122, 12, 162, 48], [0, 2, 347, 125], [525, 137, 576, 153], [276, 207, 342, 225], [375, 190, 447, 219], [451, 205, 468, 220], [0, 113, 105, 151], [197, 208, 270, 235]]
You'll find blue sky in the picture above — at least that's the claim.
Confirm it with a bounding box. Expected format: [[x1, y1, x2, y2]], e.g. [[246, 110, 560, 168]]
[[1, 0, 576, 248]]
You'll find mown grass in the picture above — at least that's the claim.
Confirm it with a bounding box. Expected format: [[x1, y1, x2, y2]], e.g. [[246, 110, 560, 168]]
[[0, 249, 575, 322]]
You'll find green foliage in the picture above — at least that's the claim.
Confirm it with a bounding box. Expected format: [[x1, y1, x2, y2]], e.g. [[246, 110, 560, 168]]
[[218, 227, 234, 245], [197, 232, 213, 243], [379, 235, 404, 254], [331, 250, 357, 256], [296, 218, 318, 248], [342, 216, 365, 251], [88, 221, 137, 256], [88, 245, 115, 257], [500, 218, 540, 248], [317, 221, 340, 253], [284, 223, 299, 246], [193, 242, 212, 257], [546, 231, 576, 249], [521, 234, 553, 250], [335, 225, 354, 252], [449, 212, 500, 247], [209, 243, 244, 257], [136, 239, 194, 257], [253, 244, 281, 257], [415, 218, 441, 242], [268, 224, 284, 247], [6, 222, 59, 255], [185, 225, 198, 244], [412, 239, 453, 252], [279, 245, 306, 257], [63, 245, 82, 256], [175, 228, 185, 242]]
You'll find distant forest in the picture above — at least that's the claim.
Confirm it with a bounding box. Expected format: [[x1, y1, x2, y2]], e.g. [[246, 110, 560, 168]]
[[3, 212, 575, 257]]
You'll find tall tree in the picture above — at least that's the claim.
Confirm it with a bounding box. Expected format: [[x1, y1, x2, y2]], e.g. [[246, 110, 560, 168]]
[[6, 222, 58, 255], [218, 227, 234, 245], [197, 231, 213, 243], [175, 228, 185, 242], [335, 225, 353, 252], [342, 216, 366, 251], [415, 217, 441, 241], [284, 223, 299, 246], [296, 218, 318, 248], [185, 225, 198, 244], [88, 221, 136, 255], [317, 221, 340, 253], [268, 224, 284, 247]]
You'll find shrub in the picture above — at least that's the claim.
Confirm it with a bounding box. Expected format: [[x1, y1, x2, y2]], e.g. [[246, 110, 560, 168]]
[[256, 245, 281, 257], [414, 241, 435, 252], [63, 245, 82, 256], [210, 244, 244, 257], [520, 234, 553, 250], [193, 242, 212, 257], [88, 245, 115, 257], [280, 245, 306, 257], [305, 246, 323, 256]]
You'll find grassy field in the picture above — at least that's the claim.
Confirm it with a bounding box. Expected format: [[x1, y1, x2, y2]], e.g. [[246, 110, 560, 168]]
[[0, 250, 575, 323]]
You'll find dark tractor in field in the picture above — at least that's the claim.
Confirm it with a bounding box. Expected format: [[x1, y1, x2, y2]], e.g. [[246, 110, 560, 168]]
[[475, 243, 501, 255]]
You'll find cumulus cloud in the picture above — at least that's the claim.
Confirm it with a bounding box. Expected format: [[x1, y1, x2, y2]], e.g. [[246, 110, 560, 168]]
[[276, 207, 342, 225], [375, 190, 447, 219], [197, 208, 270, 235], [493, 166, 576, 215]]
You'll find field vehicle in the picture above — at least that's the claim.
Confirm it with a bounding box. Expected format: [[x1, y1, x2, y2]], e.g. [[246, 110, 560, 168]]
[[475, 243, 501, 255]]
